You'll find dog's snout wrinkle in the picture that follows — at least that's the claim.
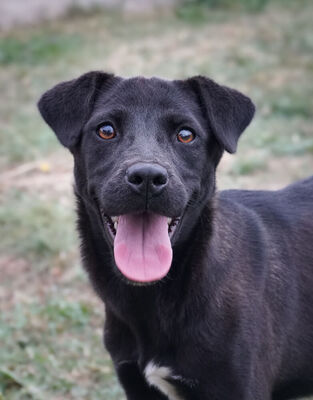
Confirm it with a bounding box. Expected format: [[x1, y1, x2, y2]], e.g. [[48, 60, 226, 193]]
[[125, 162, 168, 199]]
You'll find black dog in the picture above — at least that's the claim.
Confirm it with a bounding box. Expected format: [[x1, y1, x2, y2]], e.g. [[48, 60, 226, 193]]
[[38, 72, 313, 400]]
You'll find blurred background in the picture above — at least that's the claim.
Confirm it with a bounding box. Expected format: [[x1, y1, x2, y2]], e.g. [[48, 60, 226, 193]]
[[0, 0, 312, 399]]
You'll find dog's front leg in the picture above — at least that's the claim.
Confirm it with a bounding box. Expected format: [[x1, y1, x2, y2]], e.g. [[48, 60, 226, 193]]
[[104, 310, 167, 399], [116, 361, 168, 400]]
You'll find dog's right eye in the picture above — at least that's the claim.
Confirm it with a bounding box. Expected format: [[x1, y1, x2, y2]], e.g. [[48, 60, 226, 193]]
[[177, 128, 195, 144], [98, 124, 116, 140]]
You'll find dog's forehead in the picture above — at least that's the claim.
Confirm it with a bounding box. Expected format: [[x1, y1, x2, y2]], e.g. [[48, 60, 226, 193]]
[[120, 76, 177, 102], [96, 76, 190, 113]]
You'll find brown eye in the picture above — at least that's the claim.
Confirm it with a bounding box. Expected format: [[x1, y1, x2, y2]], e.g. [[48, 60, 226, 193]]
[[177, 129, 195, 144], [98, 124, 116, 140]]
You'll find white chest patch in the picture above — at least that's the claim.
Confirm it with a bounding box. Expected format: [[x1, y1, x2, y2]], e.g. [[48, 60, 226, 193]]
[[144, 361, 184, 400]]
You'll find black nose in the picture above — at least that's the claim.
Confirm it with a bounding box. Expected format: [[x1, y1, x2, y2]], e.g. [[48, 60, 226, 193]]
[[126, 163, 168, 197]]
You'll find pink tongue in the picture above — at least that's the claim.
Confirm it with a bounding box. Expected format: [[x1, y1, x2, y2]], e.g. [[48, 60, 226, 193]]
[[114, 213, 172, 283]]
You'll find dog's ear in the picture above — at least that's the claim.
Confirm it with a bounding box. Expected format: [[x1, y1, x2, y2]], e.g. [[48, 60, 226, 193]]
[[38, 71, 116, 149], [186, 76, 255, 153]]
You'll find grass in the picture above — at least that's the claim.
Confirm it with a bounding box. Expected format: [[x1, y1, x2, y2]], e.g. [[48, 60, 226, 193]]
[[0, 190, 76, 263], [0, 1, 312, 399], [0, 298, 123, 400], [178, 0, 269, 19], [0, 34, 82, 66]]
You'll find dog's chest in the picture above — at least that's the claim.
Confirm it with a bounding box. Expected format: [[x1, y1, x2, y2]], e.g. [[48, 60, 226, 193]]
[[144, 361, 185, 400]]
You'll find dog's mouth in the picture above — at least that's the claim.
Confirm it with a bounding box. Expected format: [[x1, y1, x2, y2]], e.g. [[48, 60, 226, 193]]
[[102, 214, 180, 240], [100, 210, 180, 284]]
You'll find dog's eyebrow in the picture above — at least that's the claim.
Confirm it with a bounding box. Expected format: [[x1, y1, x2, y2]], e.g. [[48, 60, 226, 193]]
[[163, 111, 193, 122], [162, 112, 202, 132], [85, 108, 129, 128]]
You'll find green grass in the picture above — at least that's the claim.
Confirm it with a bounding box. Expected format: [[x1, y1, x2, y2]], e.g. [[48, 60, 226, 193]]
[[177, 0, 310, 21], [0, 189, 76, 266], [179, 0, 270, 17], [0, 34, 82, 66], [231, 156, 267, 176], [0, 298, 123, 400], [0, 2, 313, 399]]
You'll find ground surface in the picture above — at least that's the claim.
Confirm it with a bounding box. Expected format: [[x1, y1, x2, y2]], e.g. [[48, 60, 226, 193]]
[[0, 1, 313, 399]]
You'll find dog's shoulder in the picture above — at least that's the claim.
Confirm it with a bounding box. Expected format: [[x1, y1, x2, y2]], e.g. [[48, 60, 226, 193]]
[[280, 175, 313, 200], [217, 175, 313, 232], [219, 175, 313, 209], [216, 186, 279, 222]]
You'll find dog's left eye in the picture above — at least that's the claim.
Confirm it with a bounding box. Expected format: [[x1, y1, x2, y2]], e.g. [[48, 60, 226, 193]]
[[177, 129, 195, 144], [98, 124, 116, 140]]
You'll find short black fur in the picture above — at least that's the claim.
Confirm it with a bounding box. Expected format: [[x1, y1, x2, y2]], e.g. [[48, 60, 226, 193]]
[[38, 72, 313, 400]]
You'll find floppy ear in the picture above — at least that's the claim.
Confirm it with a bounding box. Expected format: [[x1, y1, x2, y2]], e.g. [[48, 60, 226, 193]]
[[186, 76, 255, 153], [38, 71, 116, 149]]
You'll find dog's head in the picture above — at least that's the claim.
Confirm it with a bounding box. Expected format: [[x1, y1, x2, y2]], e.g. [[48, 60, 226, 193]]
[[38, 72, 254, 284]]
